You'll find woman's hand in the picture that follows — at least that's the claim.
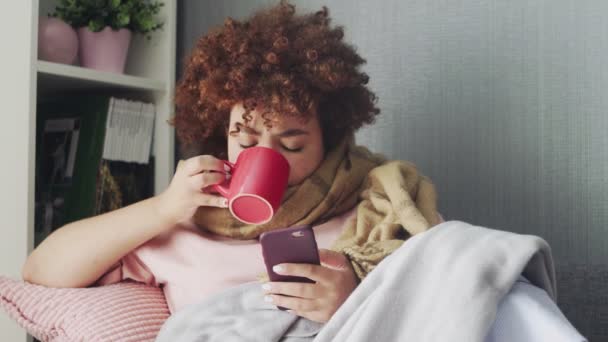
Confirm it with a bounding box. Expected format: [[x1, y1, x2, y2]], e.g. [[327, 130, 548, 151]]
[[155, 155, 229, 229], [261, 249, 358, 323]]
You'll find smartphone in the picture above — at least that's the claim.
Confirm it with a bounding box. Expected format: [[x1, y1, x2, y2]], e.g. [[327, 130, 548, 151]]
[[260, 224, 320, 284]]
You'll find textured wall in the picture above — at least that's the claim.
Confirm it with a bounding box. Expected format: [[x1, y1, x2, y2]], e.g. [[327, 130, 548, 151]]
[[177, 1, 608, 339]]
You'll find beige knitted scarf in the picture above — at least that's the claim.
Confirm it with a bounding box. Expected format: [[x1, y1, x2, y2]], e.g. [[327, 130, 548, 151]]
[[194, 137, 440, 279]]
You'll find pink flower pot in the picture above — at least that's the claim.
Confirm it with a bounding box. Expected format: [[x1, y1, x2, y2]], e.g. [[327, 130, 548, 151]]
[[77, 27, 131, 74], [38, 17, 78, 65]]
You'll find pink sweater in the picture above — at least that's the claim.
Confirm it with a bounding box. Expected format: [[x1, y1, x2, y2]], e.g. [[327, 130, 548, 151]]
[[96, 208, 355, 313]]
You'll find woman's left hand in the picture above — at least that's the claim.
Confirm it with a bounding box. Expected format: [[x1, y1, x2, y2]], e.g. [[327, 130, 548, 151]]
[[261, 249, 358, 323]]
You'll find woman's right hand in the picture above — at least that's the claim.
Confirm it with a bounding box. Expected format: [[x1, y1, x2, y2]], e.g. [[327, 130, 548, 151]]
[[155, 155, 230, 228], [22, 155, 230, 287]]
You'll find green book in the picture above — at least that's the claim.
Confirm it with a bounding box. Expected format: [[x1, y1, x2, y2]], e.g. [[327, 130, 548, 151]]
[[35, 96, 110, 244]]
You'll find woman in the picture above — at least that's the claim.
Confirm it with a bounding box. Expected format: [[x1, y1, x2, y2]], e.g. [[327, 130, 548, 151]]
[[22, 2, 439, 324], [22, 3, 587, 341]]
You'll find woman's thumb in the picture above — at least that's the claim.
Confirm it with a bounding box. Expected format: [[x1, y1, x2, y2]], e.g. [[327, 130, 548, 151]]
[[318, 249, 350, 270]]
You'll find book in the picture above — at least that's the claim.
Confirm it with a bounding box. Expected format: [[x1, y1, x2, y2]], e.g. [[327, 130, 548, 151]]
[[36, 117, 81, 241], [102, 98, 155, 164], [40, 118, 80, 187], [35, 95, 156, 245], [35, 96, 108, 244]]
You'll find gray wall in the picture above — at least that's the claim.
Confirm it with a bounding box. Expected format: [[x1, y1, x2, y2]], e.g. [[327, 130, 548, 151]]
[[178, 1, 608, 339]]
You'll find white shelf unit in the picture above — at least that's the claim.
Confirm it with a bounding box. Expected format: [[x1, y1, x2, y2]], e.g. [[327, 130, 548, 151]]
[[37, 61, 166, 92], [0, 1, 177, 341]]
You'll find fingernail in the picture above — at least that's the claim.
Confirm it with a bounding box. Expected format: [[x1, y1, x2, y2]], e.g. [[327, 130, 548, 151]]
[[261, 283, 271, 291], [273, 265, 284, 274], [221, 198, 229, 207], [264, 295, 273, 303]]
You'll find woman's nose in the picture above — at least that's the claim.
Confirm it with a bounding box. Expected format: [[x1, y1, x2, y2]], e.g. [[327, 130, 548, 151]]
[[256, 138, 279, 151]]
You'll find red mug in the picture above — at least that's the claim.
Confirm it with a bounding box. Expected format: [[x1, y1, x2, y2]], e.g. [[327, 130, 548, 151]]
[[213, 146, 290, 224]]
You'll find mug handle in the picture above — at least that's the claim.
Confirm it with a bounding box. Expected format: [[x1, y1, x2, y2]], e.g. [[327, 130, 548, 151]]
[[212, 160, 235, 198]]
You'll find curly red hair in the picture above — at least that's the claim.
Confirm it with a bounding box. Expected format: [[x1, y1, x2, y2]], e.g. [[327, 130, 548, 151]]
[[172, 1, 380, 159]]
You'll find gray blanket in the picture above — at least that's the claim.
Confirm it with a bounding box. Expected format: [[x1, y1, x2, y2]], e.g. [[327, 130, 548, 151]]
[[156, 220, 556, 342]]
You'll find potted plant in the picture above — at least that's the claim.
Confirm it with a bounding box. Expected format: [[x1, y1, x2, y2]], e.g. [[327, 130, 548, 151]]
[[52, 0, 164, 74]]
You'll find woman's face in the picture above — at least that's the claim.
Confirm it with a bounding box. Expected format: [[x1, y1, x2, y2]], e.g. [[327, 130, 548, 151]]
[[228, 103, 325, 186]]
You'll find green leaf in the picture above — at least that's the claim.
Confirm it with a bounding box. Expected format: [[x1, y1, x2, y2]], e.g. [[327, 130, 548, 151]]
[[110, 0, 121, 9], [88, 18, 104, 32], [52, 0, 163, 34], [116, 12, 130, 27]]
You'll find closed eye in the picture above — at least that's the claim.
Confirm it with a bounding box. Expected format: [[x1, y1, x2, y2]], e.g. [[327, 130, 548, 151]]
[[282, 145, 303, 153], [239, 143, 256, 149], [239, 143, 302, 153]]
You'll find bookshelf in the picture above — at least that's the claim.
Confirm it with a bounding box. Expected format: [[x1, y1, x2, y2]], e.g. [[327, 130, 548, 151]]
[[38, 61, 166, 92], [0, 1, 177, 341]]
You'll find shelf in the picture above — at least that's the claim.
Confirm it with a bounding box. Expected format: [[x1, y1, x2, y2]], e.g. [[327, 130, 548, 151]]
[[37, 60, 166, 93]]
